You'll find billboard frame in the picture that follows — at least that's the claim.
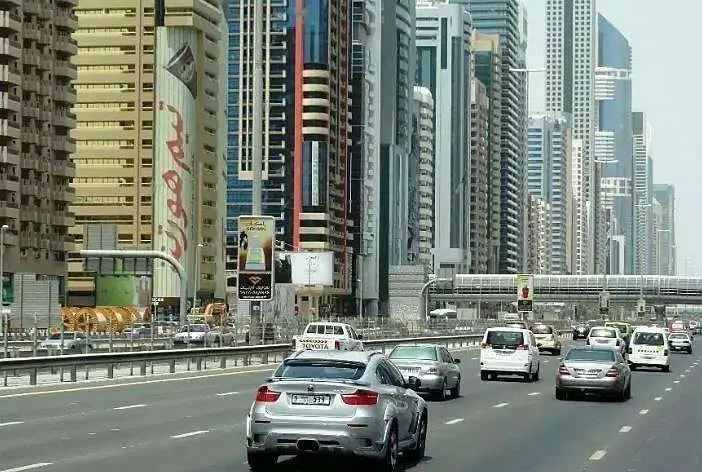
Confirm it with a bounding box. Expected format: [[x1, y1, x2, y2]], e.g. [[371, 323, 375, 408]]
[[237, 216, 276, 301]]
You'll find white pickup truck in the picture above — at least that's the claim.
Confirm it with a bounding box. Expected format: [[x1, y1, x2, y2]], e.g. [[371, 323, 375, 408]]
[[292, 322, 364, 351]]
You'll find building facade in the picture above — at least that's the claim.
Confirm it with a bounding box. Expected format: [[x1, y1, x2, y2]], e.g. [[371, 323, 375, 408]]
[[0, 0, 77, 327], [545, 0, 598, 274], [412, 86, 435, 269], [527, 113, 573, 274], [416, 1, 472, 272], [526, 195, 552, 274], [632, 111, 653, 274], [653, 183, 675, 275], [69, 1, 228, 308], [651, 197, 663, 275], [468, 0, 526, 273], [470, 78, 489, 274], [596, 14, 634, 275], [472, 32, 502, 273]]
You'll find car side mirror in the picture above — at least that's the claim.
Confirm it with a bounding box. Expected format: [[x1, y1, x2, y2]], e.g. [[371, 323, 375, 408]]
[[453, 358, 461, 364], [406, 376, 421, 391], [357, 334, 363, 340], [537, 343, 543, 348]]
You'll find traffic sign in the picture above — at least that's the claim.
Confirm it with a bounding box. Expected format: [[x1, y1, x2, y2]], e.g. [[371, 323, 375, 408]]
[[599, 291, 610, 315], [516, 274, 534, 312]]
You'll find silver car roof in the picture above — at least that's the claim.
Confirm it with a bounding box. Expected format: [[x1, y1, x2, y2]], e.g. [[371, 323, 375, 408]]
[[289, 349, 383, 363]]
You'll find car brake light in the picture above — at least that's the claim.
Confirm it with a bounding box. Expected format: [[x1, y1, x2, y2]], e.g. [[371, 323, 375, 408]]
[[255, 386, 281, 403], [557, 365, 569, 376], [424, 366, 439, 374], [481, 343, 491, 349], [515, 344, 528, 350], [334, 340, 341, 350], [605, 368, 620, 379], [341, 389, 379, 406]]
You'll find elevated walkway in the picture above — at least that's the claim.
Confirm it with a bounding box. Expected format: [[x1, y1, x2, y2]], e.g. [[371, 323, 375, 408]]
[[428, 275, 702, 304]]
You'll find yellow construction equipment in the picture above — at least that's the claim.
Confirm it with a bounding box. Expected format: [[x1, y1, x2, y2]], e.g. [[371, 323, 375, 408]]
[[187, 302, 228, 326], [61, 306, 152, 333]]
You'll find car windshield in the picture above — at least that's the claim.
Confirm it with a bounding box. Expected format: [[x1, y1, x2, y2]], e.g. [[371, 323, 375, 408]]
[[590, 328, 615, 338], [273, 359, 366, 380], [633, 332, 665, 346], [531, 325, 553, 334], [565, 349, 616, 363], [487, 331, 524, 347], [181, 325, 207, 332], [669, 333, 689, 340], [389, 346, 437, 361], [607, 324, 627, 333], [505, 322, 527, 329], [48, 333, 74, 340]]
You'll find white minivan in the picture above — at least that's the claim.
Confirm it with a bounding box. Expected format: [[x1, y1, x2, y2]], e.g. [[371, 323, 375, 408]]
[[628, 327, 670, 372], [480, 327, 541, 382]]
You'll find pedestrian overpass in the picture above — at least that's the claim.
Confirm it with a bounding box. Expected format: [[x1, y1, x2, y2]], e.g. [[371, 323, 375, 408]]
[[428, 275, 702, 305]]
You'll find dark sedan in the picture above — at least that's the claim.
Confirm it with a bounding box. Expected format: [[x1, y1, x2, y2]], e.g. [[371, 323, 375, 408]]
[[572, 324, 590, 340]]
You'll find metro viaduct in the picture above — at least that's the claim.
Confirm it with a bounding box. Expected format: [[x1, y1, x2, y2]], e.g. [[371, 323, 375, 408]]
[[427, 275, 702, 305]]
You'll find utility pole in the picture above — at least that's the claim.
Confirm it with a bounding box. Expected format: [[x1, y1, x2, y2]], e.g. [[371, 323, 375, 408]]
[[249, 0, 264, 345]]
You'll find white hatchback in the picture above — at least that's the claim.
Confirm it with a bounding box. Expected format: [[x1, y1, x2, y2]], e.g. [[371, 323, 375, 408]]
[[586, 327, 626, 356], [628, 327, 670, 371], [480, 327, 541, 382]]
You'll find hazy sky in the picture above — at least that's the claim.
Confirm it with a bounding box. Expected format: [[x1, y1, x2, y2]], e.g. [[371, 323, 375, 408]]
[[524, 0, 700, 275]]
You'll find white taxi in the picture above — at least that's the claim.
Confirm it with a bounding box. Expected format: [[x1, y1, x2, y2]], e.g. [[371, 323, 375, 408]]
[[628, 327, 670, 372]]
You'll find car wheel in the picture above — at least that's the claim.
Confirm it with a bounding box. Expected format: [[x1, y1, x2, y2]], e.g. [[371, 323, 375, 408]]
[[523, 365, 532, 383], [246, 451, 277, 471], [555, 388, 567, 400], [480, 371, 489, 381], [532, 365, 540, 382], [630, 363, 637, 371], [450, 376, 461, 398], [662, 365, 670, 372], [437, 379, 448, 401], [624, 381, 631, 399], [406, 411, 427, 462], [377, 423, 399, 472]]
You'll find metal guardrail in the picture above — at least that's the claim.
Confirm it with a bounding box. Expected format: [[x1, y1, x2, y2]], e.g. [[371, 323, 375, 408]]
[[0, 330, 573, 387]]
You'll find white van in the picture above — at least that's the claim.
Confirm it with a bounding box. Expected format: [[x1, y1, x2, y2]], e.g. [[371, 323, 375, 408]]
[[628, 327, 670, 372], [480, 327, 541, 382]]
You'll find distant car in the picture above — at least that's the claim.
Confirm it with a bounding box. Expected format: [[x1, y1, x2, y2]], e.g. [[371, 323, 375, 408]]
[[668, 332, 692, 354], [530, 324, 562, 355], [572, 324, 590, 340], [586, 327, 626, 357], [555, 346, 631, 401], [246, 349, 428, 472], [388, 344, 461, 400], [39, 332, 93, 352], [505, 321, 528, 330]]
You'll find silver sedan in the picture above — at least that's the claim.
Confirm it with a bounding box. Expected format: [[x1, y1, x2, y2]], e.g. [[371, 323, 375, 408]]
[[555, 346, 631, 401], [246, 349, 428, 472], [387, 344, 461, 400]]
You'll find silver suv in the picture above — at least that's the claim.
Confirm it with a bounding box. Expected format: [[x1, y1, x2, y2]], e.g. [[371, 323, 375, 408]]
[[246, 349, 428, 472]]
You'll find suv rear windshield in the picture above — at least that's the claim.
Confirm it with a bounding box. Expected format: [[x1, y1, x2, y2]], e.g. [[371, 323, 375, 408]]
[[389, 346, 437, 361], [669, 333, 689, 340], [273, 359, 366, 380], [633, 332, 665, 346], [531, 325, 553, 334], [565, 348, 615, 362], [487, 331, 524, 347], [590, 328, 615, 338]]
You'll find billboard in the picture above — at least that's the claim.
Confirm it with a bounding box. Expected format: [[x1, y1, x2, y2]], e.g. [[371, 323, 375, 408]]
[[516, 274, 534, 312], [290, 251, 334, 286], [96, 276, 151, 307], [237, 216, 275, 300], [152, 26, 199, 299]]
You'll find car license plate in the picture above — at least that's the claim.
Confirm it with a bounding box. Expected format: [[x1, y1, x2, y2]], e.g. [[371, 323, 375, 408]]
[[291, 394, 331, 406], [401, 368, 419, 374], [642, 356, 653, 360]]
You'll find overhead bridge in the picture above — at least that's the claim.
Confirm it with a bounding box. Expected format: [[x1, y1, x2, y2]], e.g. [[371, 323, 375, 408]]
[[428, 275, 702, 304]]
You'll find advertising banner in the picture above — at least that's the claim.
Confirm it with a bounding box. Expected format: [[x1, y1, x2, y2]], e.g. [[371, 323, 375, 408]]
[[96, 276, 151, 307], [516, 273, 534, 312], [599, 290, 611, 315], [290, 251, 334, 286], [237, 216, 275, 300], [152, 26, 199, 299]]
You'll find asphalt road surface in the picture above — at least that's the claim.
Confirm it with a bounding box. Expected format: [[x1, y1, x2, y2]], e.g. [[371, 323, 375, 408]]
[[0, 340, 700, 472]]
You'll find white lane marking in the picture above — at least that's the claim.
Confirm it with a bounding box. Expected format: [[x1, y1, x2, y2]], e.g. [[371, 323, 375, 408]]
[[589, 450, 607, 461], [528, 392, 541, 396], [674, 380, 680, 384], [654, 397, 663, 401], [685, 369, 691, 373], [639, 409, 649, 415], [543, 360, 550, 364], [445, 418, 464, 425], [0, 421, 24, 427], [113, 403, 148, 411], [111, 428, 120, 431], [170, 430, 210, 439], [0, 464, 54, 472], [665, 387, 672, 392], [88, 432, 97, 436], [680, 374, 686, 378], [493, 402, 509, 408], [619, 426, 632, 433], [216, 391, 239, 397], [471, 357, 478, 360]]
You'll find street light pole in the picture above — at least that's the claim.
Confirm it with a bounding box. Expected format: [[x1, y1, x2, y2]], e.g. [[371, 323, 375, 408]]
[[192, 242, 204, 311], [1, 224, 8, 359]]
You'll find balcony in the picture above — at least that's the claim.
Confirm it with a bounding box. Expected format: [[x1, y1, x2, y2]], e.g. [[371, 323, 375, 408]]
[[0, 201, 19, 218], [0, 119, 20, 139], [0, 38, 20, 59], [54, 60, 76, 80], [55, 34, 77, 55], [53, 112, 76, 129], [22, 127, 39, 145], [0, 65, 20, 85], [21, 179, 39, 196], [52, 185, 74, 202], [23, 75, 39, 93], [22, 50, 40, 67], [23, 0, 39, 13], [50, 236, 73, 252], [54, 11, 78, 30], [53, 136, 76, 153], [21, 101, 39, 118], [20, 153, 39, 170], [0, 172, 19, 192], [0, 145, 19, 165], [54, 85, 76, 104], [51, 211, 75, 227], [0, 92, 20, 112], [0, 11, 21, 32], [52, 159, 75, 178]]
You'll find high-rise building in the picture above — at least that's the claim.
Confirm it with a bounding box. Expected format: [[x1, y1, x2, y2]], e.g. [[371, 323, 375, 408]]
[[596, 14, 634, 274], [0, 0, 77, 325], [472, 32, 502, 273], [411, 86, 435, 269], [527, 113, 573, 274], [526, 195, 552, 274], [225, 1, 295, 289], [470, 78, 489, 274], [468, 0, 526, 274], [571, 138, 588, 273], [632, 111, 653, 274], [653, 183, 675, 275], [69, 2, 228, 307], [651, 197, 663, 275], [416, 1, 473, 272], [545, 0, 598, 274]]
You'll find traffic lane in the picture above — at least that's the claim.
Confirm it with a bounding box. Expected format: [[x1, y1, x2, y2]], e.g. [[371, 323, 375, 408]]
[[410, 345, 700, 472], [586, 354, 702, 472]]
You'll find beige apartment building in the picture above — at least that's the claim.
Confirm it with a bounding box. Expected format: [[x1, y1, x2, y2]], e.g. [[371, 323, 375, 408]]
[[0, 0, 77, 327], [68, 1, 227, 307]]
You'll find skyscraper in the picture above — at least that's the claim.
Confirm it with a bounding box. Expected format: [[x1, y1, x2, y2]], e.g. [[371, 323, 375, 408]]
[[470, 78, 489, 274], [526, 195, 552, 274], [545, 0, 598, 274], [596, 14, 634, 274], [416, 1, 473, 272], [468, 0, 526, 274], [527, 113, 573, 274], [69, 1, 228, 307], [653, 184, 675, 275], [411, 86, 435, 269], [632, 111, 653, 274]]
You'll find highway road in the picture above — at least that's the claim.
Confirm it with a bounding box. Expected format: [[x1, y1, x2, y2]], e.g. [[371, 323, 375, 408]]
[[0, 340, 700, 472]]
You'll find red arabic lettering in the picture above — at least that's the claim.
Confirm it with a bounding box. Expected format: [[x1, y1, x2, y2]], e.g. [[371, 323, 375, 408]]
[[162, 169, 189, 229], [158, 220, 188, 260], [159, 101, 192, 174]]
